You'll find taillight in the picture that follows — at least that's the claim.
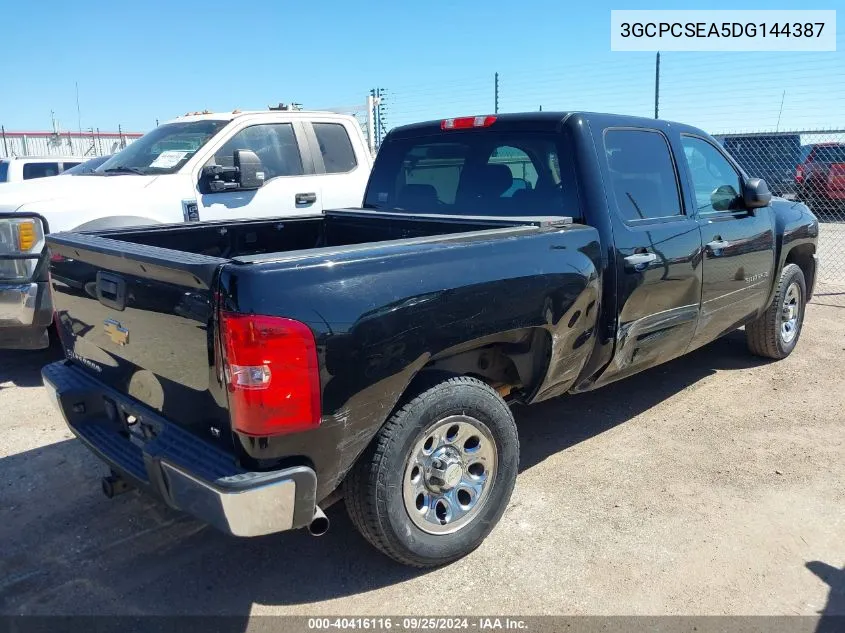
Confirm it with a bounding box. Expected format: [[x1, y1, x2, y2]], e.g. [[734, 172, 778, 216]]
[[441, 115, 497, 130], [795, 163, 805, 183], [828, 163, 845, 191], [220, 311, 321, 436]]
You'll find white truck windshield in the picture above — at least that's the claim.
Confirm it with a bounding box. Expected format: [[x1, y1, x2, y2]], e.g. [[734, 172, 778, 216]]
[[97, 120, 228, 175]]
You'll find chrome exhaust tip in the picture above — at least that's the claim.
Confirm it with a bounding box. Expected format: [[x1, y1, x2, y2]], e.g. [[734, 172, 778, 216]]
[[307, 506, 330, 536]]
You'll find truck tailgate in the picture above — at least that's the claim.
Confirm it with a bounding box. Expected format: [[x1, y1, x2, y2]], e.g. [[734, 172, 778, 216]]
[[47, 232, 232, 444]]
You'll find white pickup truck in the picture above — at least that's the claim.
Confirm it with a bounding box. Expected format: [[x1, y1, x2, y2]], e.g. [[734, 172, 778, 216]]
[[0, 109, 373, 349]]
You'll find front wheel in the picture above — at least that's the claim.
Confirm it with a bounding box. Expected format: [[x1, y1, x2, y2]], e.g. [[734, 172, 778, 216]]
[[746, 263, 807, 359], [344, 376, 519, 567]]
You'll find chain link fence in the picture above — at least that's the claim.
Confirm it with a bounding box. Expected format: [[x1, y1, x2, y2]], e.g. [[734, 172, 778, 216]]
[[715, 130, 845, 304]]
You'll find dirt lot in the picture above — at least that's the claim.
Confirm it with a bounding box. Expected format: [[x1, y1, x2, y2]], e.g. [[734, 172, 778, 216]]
[[0, 302, 842, 619]]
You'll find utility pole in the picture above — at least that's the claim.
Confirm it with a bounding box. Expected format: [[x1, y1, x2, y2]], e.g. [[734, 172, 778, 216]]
[[365, 93, 376, 155], [776, 90, 786, 131], [654, 51, 661, 119], [494, 72, 499, 114], [370, 88, 383, 147], [75, 82, 83, 138], [379, 88, 387, 143], [370, 88, 388, 147]]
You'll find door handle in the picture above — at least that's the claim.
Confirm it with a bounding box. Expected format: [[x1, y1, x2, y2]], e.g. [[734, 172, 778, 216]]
[[707, 238, 731, 251], [624, 252, 657, 267], [295, 192, 317, 205]]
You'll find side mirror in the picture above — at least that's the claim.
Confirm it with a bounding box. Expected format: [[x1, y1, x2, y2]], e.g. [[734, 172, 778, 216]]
[[710, 184, 740, 212], [743, 178, 772, 209], [199, 150, 265, 193], [234, 150, 264, 190]]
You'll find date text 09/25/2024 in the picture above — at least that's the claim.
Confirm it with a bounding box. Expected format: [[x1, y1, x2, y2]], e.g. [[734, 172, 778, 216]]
[[307, 618, 528, 630]]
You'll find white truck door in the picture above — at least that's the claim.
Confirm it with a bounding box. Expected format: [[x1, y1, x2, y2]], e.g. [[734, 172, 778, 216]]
[[196, 121, 323, 221]]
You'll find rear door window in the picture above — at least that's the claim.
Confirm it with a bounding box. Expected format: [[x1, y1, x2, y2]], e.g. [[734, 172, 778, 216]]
[[313, 123, 357, 173], [365, 131, 578, 217], [813, 145, 845, 163], [22, 162, 60, 180], [0, 161, 8, 182], [604, 129, 683, 221]]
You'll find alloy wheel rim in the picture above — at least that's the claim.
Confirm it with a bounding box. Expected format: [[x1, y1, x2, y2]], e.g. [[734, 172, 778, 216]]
[[780, 281, 801, 344], [402, 415, 498, 535]]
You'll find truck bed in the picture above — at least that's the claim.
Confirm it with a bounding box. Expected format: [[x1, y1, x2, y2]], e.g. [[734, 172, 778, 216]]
[[46, 209, 589, 476], [79, 210, 569, 264]]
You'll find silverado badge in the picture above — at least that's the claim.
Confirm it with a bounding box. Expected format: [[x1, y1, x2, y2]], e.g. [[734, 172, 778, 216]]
[[104, 319, 129, 345]]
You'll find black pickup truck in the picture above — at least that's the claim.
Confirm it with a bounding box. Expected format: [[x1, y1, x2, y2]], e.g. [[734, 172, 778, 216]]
[[43, 112, 819, 567]]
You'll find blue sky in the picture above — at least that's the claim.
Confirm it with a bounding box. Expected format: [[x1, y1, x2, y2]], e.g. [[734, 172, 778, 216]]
[[1, 0, 842, 135]]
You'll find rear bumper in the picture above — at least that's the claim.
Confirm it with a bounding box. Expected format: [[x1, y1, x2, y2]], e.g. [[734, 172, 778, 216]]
[[42, 360, 318, 537], [0, 280, 52, 349]]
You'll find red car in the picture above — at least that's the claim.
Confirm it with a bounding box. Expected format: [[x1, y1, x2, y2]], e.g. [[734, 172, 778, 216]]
[[796, 143, 845, 215]]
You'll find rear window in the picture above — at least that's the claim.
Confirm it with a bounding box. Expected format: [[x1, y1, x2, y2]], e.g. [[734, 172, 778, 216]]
[[364, 131, 578, 217], [811, 145, 845, 163], [313, 123, 357, 173], [23, 162, 59, 180], [0, 161, 8, 182]]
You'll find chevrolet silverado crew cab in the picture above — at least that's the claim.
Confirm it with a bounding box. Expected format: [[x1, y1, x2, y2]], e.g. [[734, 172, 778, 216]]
[[42, 112, 819, 567], [0, 109, 372, 349]]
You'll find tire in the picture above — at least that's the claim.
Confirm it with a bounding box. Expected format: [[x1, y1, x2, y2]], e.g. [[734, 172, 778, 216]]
[[344, 376, 519, 567], [47, 321, 62, 349], [747, 263, 806, 359], [83, 280, 98, 299]]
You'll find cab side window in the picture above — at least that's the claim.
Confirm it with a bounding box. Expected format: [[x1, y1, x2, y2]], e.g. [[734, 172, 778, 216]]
[[681, 136, 744, 213], [313, 123, 357, 173], [23, 162, 59, 180], [604, 129, 683, 221], [209, 124, 303, 179]]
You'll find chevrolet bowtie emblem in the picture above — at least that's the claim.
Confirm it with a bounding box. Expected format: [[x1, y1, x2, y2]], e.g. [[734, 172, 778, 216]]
[[104, 319, 129, 345]]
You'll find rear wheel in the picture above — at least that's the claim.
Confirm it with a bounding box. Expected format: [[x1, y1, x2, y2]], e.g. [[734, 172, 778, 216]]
[[344, 376, 519, 567], [747, 263, 806, 359]]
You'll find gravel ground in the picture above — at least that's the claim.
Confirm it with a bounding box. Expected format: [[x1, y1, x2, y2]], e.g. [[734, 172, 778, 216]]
[[0, 303, 842, 618]]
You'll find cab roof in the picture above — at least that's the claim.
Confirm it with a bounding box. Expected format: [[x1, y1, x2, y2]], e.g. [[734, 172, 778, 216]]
[[388, 111, 708, 139], [0, 155, 84, 162], [163, 110, 355, 125]]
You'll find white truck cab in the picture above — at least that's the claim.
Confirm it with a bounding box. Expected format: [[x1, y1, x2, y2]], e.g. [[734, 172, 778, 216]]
[[0, 109, 373, 348]]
